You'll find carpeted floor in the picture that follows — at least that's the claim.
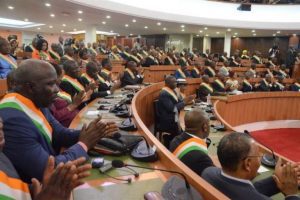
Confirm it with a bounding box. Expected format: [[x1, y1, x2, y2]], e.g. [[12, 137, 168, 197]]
[[251, 128, 300, 162]]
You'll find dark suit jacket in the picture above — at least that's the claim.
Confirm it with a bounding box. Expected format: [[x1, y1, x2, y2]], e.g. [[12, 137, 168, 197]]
[[142, 57, 159, 67], [174, 69, 191, 79], [121, 71, 143, 87], [242, 81, 253, 93], [157, 89, 184, 135], [204, 68, 215, 77], [0, 108, 87, 183], [79, 77, 109, 99], [191, 69, 201, 78], [212, 80, 226, 92], [197, 84, 213, 102], [258, 80, 271, 92], [202, 167, 299, 200], [170, 132, 214, 176], [290, 84, 300, 91]]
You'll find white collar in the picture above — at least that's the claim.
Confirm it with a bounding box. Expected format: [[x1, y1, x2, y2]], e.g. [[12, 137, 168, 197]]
[[221, 171, 254, 188]]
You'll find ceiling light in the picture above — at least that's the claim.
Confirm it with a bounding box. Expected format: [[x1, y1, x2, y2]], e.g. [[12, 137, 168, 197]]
[[106, 15, 111, 19], [130, 33, 133, 36], [78, 10, 83, 14], [196, 34, 199, 37], [253, 33, 256, 36], [73, 28, 77, 31], [45, 3, 51, 7], [216, 32, 220, 34], [293, 33, 297, 36], [199, 30, 203, 33], [102, 21, 106, 25], [125, 24, 129, 27], [50, 14, 55, 17], [233, 35, 236, 38], [61, 30, 64, 33], [24, 18, 28, 22], [157, 22, 161, 26], [8, 6, 14, 10], [181, 25, 185, 28], [132, 19, 136, 23], [78, 18, 82, 21], [273, 33, 276, 36], [205, 34, 209, 37], [204, 27, 208, 30], [0, 17, 44, 28], [144, 26, 148, 29], [163, 27, 167, 31], [37, 27, 41, 30], [227, 28, 231, 32], [251, 30, 255, 33], [181, 29, 185, 32], [49, 25, 53, 28], [62, 24, 66, 27], [234, 32, 238, 35], [277, 31, 281, 34], [110, 30, 114, 33]]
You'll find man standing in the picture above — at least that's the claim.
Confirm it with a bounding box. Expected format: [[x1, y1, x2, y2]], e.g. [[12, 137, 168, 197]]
[[0, 59, 118, 182]]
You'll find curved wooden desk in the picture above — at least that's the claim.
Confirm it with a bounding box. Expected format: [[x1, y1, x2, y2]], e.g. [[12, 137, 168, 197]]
[[131, 82, 229, 200]]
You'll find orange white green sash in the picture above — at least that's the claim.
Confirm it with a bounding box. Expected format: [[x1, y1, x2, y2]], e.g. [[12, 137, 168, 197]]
[[173, 136, 208, 159], [295, 82, 300, 88], [0, 93, 53, 145], [215, 79, 225, 88], [111, 53, 120, 60], [0, 53, 17, 69], [243, 79, 252, 89], [167, 56, 174, 65], [89, 48, 98, 56], [130, 55, 140, 63], [193, 67, 200, 75], [162, 87, 178, 102], [279, 70, 287, 77], [81, 73, 95, 84], [39, 51, 51, 61], [101, 69, 111, 76], [262, 79, 269, 87], [276, 82, 284, 90], [57, 91, 72, 103], [97, 74, 111, 87], [221, 56, 228, 62], [125, 68, 135, 79], [176, 68, 186, 78], [142, 50, 149, 56], [63, 55, 74, 61], [200, 82, 213, 93], [49, 50, 60, 61], [181, 57, 189, 66], [0, 171, 31, 200], [62, 75, 84, 92], [253, 55, 262, 64], [207, 67, 216, 76], [149, 55, 158, 64], [123, 51, 131, 58]]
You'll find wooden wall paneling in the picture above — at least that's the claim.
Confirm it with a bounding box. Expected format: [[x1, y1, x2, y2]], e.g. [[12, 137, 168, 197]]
[[211, 38, 224, 54], [193, 37, 204, 51]]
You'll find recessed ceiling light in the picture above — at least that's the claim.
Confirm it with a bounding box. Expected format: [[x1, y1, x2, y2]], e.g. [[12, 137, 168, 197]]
[[251, 30, 255, 33], [196, 34, 199, 37], [106, 15, 111, 19], [181, 25, 185, 28], [8, 6, 14, 10], [233, 35, 236, 38], [49, 25, 53, 28], [102, 21, 106, 25], [293, 33, 297, 36], [181, 29, 185, 32], [234, 32, 238, 35], [163, 27, 167, 31], [50, 14, 55, 17], [157, 22, 161, 26], [130, 33, 133, 36], [78, 10, 83, 14], [227, 28, 231, 32], [204, 27, 208, 30], [45, 3, 51, 7], [253, 33, 256, 36], [73, 28, 77, 31], [205, 34, 209, 37], [216, 31, 220, 34], [273, 33, 276, 36], [78, 18, 82, 21], [37, 27, 41, 30], [110, 30, 114, 33], [62, 24, 66, 27], [24, 18, 28, 22], [277, 31, 280, 34], [132, 19, 136, 23], [199, 30, 203, 33], [125, 24, 129, 27], [144, 26, 148, 29], [61, 30, 64, 33]]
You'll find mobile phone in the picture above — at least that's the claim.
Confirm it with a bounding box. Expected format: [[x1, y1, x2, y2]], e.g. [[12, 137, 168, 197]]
[[91, 157, 104, 168]]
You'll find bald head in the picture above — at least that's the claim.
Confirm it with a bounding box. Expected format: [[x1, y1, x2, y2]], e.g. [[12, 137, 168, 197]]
[[184, 109, 209, 138], [165, 75, 177, 89], [202, 75, 210, 83]]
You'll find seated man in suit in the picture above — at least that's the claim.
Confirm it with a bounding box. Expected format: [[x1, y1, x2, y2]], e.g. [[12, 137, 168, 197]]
[[204, 62, 216, 77], [191, 60, 203, 78], [143, 50, 159, 67], [174, 64, 191, 79], [257, 74, 273, 92], [109, 46, 123, 61], [121, 61, 144, 87], [271, 76, 286, 91], [202, 132, 300, 200], [170, 108, 214, 176], [290, 78, 300, 91], [252, 51, 263, 64], [198, 75, 214, 102], [60, 46, 75, 64], [0, 59, 118, 183], [219, 52, 229, 62], [157, 75, 195, 148], [242, 71, 254, 93], [164, 52, 175, 65], [0, 117, 91, 200], [212, 73, 228, 93]]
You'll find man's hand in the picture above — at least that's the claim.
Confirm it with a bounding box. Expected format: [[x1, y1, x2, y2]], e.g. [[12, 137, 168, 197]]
[[183, 94, 196, 105], [72, 91, 86, 107], [273, 159, 299, 196]]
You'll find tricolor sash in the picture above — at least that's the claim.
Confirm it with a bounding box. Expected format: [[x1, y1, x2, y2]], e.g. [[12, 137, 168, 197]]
[[97, 74, 111, 87], [276, 82, 284, 90], [62, 75, 84, 92], [167, 56, 174, 65], [221, 56, 228, 62], [279, 70, 287, 77], [181, 57, 189, 66], [142, 50, 149, 56], [162, 87, 178, 102], [57, 91, 72, 103], [0, 93, 53, 145], [39, 51, 51, 61], [176, 68, 186, 79], [207, 67, 216, 77], [101, 69, 111, 76], [81, 73, 95, 84], [295, 82, 300, 88], [130, 55, 140, 63], [111, 53, 120, 60], [49, 50, 60, 61], [123, 51, 131, 58], [262, 79, 269, 87], [149, 55, 158, 65], [0, 171, 31, 200], [125, 68, 136, 79], [215, 79, 225, 88], [63, 55, 74, 61], [89, 48, 98, 56], [173, 136, 208, 159], [0, 53, 17, 69], [192, 67, 200, 75], [200, 83, 213, 93], [253, 55, 262, 64], [243, 79, 252, 89]]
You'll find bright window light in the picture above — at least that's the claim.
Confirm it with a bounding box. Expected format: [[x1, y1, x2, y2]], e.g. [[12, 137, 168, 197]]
[[0, 17, 44, 28]]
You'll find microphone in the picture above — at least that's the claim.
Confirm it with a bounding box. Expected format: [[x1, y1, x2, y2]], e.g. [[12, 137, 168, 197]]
[[112, 160, 190, 189]]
